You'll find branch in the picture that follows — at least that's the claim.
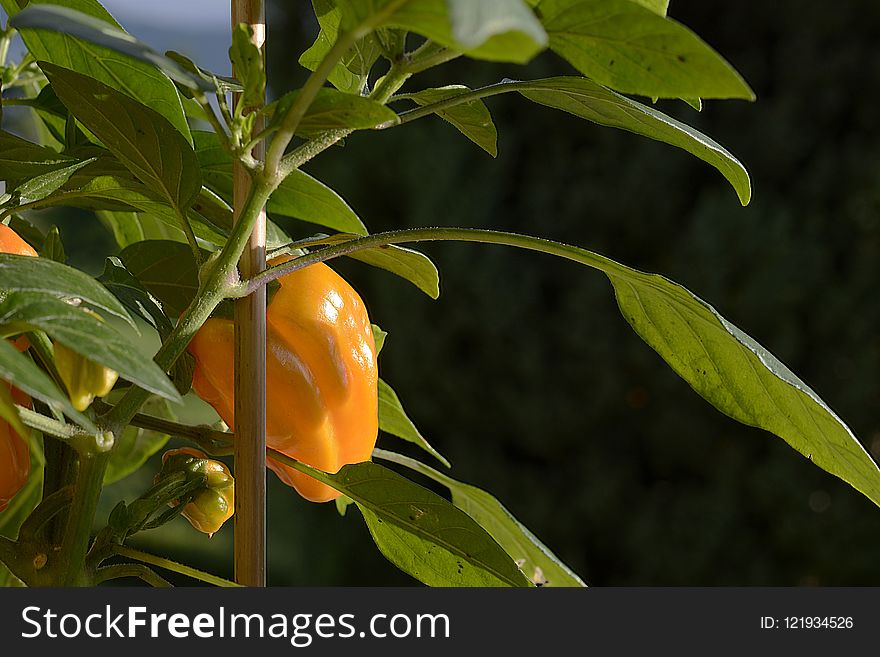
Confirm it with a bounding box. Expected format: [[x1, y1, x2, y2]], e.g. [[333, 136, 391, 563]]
[[111, 545, 242, 587], [94, 563, 172, 588], [241, 227, 619, 295]]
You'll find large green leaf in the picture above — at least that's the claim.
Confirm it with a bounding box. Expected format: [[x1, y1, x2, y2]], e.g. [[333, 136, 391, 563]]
[[277, 456, 532, 587], [397, 78, 750, 204], [40, 64, 202, 216], [374, 449, 586, 587], [516, 77, 750, 204], [0, 292, 181, 403], [0, 131, 75, 186], [536, 0, 754, 99], [194, 131, 368, 235], [399, 85, 498, 157], [119, 240, 200, 317], [378, 378, 450, 467], [10, 5, 209, 91], [0, 339, 94, 430], [300, 0, 383, 94], [0, 252, 133, 326], [28, 168, 227, 246], [97, 210, 180, 249], [1, 0, 191, 139], [10, 157, 96, 205], [339, 0, 548, 63], [446, 0, 547, 56], [98, 257, 173, 338]]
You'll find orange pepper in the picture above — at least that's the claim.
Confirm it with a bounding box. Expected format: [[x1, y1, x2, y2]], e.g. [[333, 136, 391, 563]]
[[0, 225, 35, 512], [188, 259, 378, 502]]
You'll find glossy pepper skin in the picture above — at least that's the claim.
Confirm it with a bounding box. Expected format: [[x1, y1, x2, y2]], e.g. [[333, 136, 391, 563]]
[[188, 260, 378, 503], [160, 447, 234, 537], [0, 226, 35, 511], [54, 341, 119, 411], [0, 349, 31, 513]]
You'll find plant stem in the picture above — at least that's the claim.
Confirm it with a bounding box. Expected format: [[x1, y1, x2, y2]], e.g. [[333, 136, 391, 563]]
[[15, 405, 81, 440], [244, 227, 622, 295], [376, 79, 527, 129], [58, 452, 109, 586], [263, 28, 360, 177], [119, 407, 233, 453], [111, 545, 242, 587], [94, 563, 172, 587]]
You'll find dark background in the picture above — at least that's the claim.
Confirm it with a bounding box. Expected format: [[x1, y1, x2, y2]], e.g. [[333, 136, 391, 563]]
[[15, 0, 880, 585]]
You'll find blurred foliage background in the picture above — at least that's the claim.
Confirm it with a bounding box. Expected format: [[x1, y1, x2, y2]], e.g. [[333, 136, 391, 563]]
[[9, 0, 880, 585]]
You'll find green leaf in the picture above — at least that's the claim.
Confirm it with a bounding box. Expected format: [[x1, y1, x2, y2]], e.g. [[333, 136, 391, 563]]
[[379, 378, 450, 467], [281, 457, 532, 587], [2, 0, 191, 139], [300, 0, 384, 95], [374, 449, 587, 587], [0, 253, 134, 327], [536, 0, 755, 99], [514, 77, 751, 204], [229, 24, 265, 111], [97, 210, 179, 249], [119, 240, 200, 317], [400, 85, 498, 156], [38, 226, 66, 263], [165, 51, 242, 96], [375, 0, 548, 63], [10, 5, 211, 91], [446, 0, 547, 55], [608, 270, 880, 508], [630, 0, 669, 13], [292, 232, 440, 298], [0, 335, 96, 431], [40, 63, 202, 215], [0, 292, 181, 404], [0, 131, 75, 186], [194, 131, 368, 235], [104, 395, 174, 484], [98, 257, 173, 338], [371, 324, 387, 355], [266, 87, 398, 137], [11, 157, 96, 205]]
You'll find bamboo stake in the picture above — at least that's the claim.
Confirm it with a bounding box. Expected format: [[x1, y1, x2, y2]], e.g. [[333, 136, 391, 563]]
[[231, 0, 267, 587]]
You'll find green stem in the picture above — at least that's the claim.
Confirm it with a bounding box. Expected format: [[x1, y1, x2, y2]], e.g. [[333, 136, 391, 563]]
[[263, 29, 361, 177], [15, 404, 91, 443], [121, 407, 233, 454], [243, 227, 622, 295], [58, 452, 110, 586], [111, 545, 242, 587], [376, 79, 525, 130], [94, 563, 172, 587], [277, 60, 413, 177], [176, 207, 204, 267]]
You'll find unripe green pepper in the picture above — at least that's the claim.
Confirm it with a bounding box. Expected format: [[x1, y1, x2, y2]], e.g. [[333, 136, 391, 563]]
[[159, 447, 234, 537], [54, 342, 119, 411]]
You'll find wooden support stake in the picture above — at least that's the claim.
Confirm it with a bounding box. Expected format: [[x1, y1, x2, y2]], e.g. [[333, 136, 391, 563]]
[[231, 0, 267, 587]]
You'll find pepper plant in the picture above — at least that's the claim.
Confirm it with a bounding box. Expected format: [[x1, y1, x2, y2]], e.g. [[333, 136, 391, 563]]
[[0, 0, 877, 588]]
